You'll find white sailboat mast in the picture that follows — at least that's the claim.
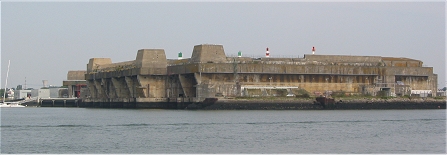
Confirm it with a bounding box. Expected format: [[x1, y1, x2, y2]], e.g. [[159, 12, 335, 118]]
[[3, 60, 11, 103]]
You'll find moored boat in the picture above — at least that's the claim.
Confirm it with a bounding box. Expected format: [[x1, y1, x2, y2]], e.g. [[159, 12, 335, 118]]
[[1, 60, 26, 108]]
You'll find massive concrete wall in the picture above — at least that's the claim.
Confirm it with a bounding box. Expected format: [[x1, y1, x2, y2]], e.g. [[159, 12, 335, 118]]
[[85, 49, 168, 103], [83, 44, 440, 104], [196, 72, 376, 97], [169, 63, 434, 77]]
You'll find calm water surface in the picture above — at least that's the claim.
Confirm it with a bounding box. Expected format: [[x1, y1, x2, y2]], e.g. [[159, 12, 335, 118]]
[[1, 108, 445, 154]]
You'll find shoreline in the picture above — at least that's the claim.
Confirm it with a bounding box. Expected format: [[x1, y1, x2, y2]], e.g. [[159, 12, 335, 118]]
[[186, 97, 447, 110]]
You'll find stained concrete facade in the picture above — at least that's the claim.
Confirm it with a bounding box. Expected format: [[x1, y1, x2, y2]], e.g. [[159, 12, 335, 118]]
[[83, 44, 439, 106], [63, 70, 87, 98]]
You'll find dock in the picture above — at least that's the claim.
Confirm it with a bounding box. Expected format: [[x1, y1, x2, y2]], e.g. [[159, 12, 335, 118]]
[[38, 98, 82, 107]]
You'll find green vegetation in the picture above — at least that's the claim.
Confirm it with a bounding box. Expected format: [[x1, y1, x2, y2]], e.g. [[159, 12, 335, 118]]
[[434, 96, 446, 100], [276, 89, 288, 97], [332, 90, 346, 97], [0, 89, 5, 98], [376, 90, 388, 97], [295, 93, 310, 98], [292, 89, 311, 98], [114, 66, 124, 71], [380, 96, 395, 99]]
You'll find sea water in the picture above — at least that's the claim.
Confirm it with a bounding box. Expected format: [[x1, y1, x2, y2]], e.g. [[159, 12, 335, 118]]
[[1, 107, 445, 154]]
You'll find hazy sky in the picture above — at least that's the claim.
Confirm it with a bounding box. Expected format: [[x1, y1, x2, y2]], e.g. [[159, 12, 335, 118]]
[[1, 1, 446, 89]]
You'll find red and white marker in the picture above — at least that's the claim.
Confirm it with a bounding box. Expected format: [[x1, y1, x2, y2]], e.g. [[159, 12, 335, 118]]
[[266, 47, 270, 57]]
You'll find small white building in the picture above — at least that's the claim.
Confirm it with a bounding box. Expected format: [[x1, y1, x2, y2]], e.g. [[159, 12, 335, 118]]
[[4, 88, 15, 100], [49, 87, 69, 98], [14, 90, 32, 100], [31, 89, 50, 99], [437, 89, 446, 96]]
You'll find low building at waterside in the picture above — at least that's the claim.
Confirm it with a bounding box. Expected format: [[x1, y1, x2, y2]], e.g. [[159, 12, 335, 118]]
[[31, 89, 50, 99], [437, 89, 446, 97], [63, 70, 87, 98], [26, 87, 69, 99], [14, 89, 31, 100], [48, 87, 69, 98], [82, 44, 439, 108]]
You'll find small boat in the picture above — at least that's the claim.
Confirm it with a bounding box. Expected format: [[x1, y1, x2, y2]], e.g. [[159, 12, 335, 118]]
[[1, 60, 25, 108], [0, 101, 26, 107]]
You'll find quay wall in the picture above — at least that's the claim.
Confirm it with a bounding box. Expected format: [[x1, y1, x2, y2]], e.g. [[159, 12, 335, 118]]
[[79, 101, 190, 109], [39, 98, 82, 107], [194, 98, 446, 110]]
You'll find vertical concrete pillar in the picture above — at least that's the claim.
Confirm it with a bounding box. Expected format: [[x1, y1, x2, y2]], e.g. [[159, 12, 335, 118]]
[[178, 74, 195, 97], [384, 75, 395, 96], [137, 75, 150, 98], [430, 74, 437, 97], [253, 74, 260, 83], [194, 72, 202, 85], [107, 78, 118, 98], [68, 85, 73, 98], [94, 79, 105, 99], [166, 75, 182, 98], [111, 77, 128, 98], [87, 80, 97, 98], [194, 72, 205, 100], [102, 78, 109, 98], [125, 76, 136, 98]]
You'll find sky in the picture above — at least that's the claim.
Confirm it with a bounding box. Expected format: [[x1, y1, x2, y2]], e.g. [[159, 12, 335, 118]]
[[1, 1, 446, 89]]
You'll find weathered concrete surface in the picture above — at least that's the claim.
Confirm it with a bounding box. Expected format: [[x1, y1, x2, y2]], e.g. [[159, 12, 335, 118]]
[[67, 71, 87, 80], [81, 44, 441, 109], [190, 44, 227, 63]]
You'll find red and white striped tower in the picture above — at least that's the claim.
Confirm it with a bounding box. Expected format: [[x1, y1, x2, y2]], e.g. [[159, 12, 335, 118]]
[[266, 47, 270, 57], [312, 46, 315, 55]]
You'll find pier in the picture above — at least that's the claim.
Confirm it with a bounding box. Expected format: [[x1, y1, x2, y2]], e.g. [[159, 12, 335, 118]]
[[39, 98, 82, 107]]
